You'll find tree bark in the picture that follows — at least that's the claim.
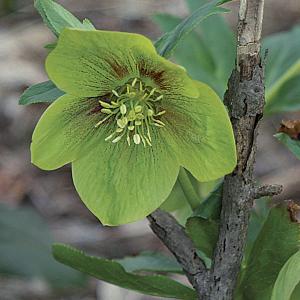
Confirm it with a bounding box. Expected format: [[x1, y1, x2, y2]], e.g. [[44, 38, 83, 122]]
[[205, 0, 266, 299]]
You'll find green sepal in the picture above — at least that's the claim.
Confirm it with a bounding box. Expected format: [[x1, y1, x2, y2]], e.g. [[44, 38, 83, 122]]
[[31, 94, 99, 170], [166, 80, 237, 182], [71, 128, 179, 226], [46, 28, 157, 97]]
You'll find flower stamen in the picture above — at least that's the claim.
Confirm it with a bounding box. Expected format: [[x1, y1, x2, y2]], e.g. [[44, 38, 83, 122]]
[[94, 78, 165, 146]]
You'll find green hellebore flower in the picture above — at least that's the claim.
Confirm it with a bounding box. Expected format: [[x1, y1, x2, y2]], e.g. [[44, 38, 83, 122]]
[[31, 28, 236, 226]]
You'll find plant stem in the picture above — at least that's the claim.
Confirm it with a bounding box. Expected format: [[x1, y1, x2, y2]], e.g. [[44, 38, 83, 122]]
[[204, 0, 266, 299], [178, 168, 200, 210]]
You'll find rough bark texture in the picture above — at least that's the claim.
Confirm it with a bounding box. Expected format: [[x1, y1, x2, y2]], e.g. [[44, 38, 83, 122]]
[[147, 210, 208, 292], [148, 1, 282, 300], [205, 0, 266, 299]]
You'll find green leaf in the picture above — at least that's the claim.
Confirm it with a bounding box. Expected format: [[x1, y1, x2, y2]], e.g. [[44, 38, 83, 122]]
[[0, 204, 85, 287], [264, 25, 300, 114], [153, 14, 217, 91], [271, 251, 300, 300], [153, 1, 234, 97], [236, 205, 300, 300], [19, 80, 64, 105], [186, 0, 235, 95], [185, 184, 222, 258], [154, 0, 229, 58], [53, 244, 197, 300], [34, 0, 95, 36], [243, 199, 271, 263], [186, 217, 218, 258], [193, 183, 222, 220], [116, 252, 183, 274], [274, 133, 300, 160]]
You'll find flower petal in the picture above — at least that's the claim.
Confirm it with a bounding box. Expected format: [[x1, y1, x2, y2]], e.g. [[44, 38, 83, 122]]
[[31, 94, 103, 170], [164, 80, 236, 181], [136, 52, 199, 99], [46, 28, 157, 97], [71, 131, 179, 226]]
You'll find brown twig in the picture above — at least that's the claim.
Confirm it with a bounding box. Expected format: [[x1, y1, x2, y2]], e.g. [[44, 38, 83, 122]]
[[147, 209, 208, 293], [205, 0, 269, 299]]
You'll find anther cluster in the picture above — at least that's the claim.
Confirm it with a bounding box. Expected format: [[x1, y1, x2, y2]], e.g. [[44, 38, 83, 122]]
[[95, 78, 166, 146]]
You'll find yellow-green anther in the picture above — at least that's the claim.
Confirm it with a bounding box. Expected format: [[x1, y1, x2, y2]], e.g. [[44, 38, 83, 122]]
[[95, 77, 165, 146], [128, 125, 135, 131], [112, 90, 119, 97], [101, 108, 113, 114], [99, 100, 112, 108], [155, 110, 166, 116], [112, 136, 122, 143], [128, 110, 136, 121], [105, 133, 115, 141], [134, 105, 142, 113], [136, 113, 144, 120], [117, 119, 125, 128], [133, 134, 141, 145], [147, 109, 154, 116], [155, 119, 166, 126], [149, 88, 156, 97], [155, 95, 163, 101], [132, 78, 137, 87], [120, 104, 127, 115]]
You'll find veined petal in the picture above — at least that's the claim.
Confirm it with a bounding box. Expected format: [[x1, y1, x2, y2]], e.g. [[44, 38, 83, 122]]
[[136, 52, 199, 99], [71, 130, 179, 226], [31, 94, 104, 170], [46, 28, 157, 97], [164, 80, 236, 181]]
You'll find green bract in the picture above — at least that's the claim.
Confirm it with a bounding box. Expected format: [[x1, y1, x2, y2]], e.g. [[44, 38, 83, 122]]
[[31, 28, 236, 225]]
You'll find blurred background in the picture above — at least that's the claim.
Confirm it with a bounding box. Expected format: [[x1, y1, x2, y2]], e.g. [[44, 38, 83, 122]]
[[0, 0, 300, 299]]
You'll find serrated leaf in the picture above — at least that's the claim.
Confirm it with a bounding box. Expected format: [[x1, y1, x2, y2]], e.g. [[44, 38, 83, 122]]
[[53, 244, 197, 300], [236, 205, 300, 300], [19, 80, 64, 105], [154, 0, 229, 58], [274, 133, 300, 160], [0, 204, 85, 287], [116, 252, 183, 274], [264, 25, 300, 114], [34, 0, 95, 36], [271, 251, 300, 300]]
